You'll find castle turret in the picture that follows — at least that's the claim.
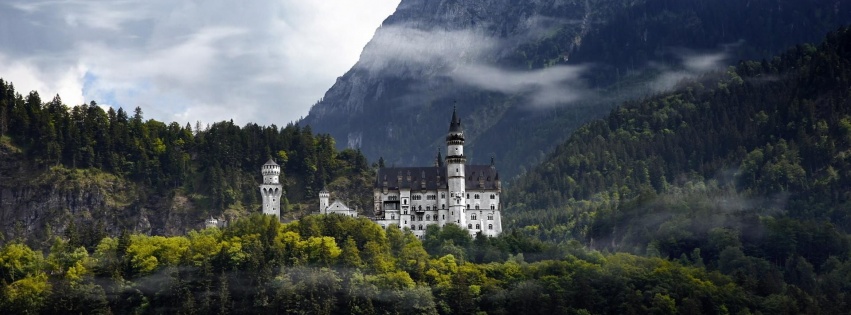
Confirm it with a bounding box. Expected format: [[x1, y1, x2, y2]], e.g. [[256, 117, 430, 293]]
[[260, 158, 283, 219], [445, 106, 467, 228], [319, 187, 330, 214]]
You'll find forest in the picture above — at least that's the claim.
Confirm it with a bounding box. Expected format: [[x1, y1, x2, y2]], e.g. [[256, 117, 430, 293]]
[[4, 213, 846, 314], [2, 13, 851, 315], [0, 82, 374, 242]]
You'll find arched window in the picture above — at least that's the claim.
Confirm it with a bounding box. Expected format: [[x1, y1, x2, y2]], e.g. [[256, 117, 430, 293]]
[[442, 204, 445, 209], [476, 224, 480, 229], [472, 214, 477, 220], [404, 199, 407, 204], [476, 205, 480, 209], [491, 205, 495, 210], [426, 214, 430, 221], [488, 224, 493, 230], [419, 225, 423, 230], [474, 194, 480, 199], [467, 224, 472, 229], [490, 194, 495, 199], [466, 204, 470, 209]]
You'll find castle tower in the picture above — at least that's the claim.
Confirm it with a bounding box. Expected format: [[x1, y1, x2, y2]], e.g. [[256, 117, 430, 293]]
[[319, 187, 330, 214], [445, 107, 467, 228], [260, 158, 283, 219]]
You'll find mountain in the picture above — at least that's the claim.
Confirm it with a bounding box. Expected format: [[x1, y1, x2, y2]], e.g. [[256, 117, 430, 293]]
[[301, 0, 851, 179], [505, 25, 851, 269]]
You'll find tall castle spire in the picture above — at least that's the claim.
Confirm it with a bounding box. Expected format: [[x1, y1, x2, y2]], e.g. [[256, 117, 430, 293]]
[[445, 106, 467, 227]]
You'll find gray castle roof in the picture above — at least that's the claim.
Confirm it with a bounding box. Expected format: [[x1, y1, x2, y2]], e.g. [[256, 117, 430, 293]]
[[375, 165, 499, 190]]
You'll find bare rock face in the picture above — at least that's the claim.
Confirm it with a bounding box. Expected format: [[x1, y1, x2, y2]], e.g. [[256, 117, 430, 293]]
[[0, 142, 200, 246], [301, 0, 851, 178]]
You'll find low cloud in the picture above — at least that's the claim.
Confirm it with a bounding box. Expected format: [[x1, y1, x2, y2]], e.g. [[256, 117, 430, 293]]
[[648, 44, 740, 92], [451, 64, 589, 107], [355, 22, 593, 107]]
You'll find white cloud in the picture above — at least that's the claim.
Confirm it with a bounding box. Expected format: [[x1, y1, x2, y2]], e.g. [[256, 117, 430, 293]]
[[452, 64, 589, 107], [0, 0, 400, 125]]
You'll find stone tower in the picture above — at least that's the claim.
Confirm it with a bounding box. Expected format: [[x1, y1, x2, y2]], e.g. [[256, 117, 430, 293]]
[[260, 158, 283, 219], [445, 107, 466, 228], [319, 187, 330, 214]]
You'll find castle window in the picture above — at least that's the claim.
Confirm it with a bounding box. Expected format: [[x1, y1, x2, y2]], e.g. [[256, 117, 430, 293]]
[[488, 215, 493, 220], [474, 194, 480, 199], [471, 214, 476, 220], [404, 199, 407, 204], [476, 205, 479, 210], [418, 205, 422, 211], [466, 204, 470, 209], [426, 214, 430, 220], [442, 204, 445, 209], [389, 196, 398, 201], [491, 205, 495, 210], [419, 225, 423, 230], [391, 215, 395, 219], [490, 194, 495, 199], [467, 194, 469, 199], [468, 224, 472, 229], [442, 215, 445, 220], [488, 224, 493, 230], [476, 224, 480, 229], [441, 193, 445, 198]]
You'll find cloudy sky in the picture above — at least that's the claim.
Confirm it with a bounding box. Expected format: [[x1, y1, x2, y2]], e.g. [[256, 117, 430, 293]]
[[0, 0, 400, 126]]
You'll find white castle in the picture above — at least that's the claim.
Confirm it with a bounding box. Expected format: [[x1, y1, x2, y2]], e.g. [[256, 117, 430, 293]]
[[259, 158, 283, 219], [262, 108, 503, 238], [371, 108, 503, 238]]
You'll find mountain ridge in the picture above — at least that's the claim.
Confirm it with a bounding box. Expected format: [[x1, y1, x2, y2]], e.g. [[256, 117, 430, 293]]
[[301, 0, 851, 179]]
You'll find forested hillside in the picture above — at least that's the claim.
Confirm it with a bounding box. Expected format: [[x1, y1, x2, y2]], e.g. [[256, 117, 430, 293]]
[[4, 213, 847, 314], [506, 25, 851, 309], [303, 0, 851, 179], [0, 84, 372, 246]]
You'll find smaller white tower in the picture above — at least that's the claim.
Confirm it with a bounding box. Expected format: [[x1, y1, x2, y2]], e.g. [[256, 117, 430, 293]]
[[319, 187, 330, 214], [260, 158, 283, 219]]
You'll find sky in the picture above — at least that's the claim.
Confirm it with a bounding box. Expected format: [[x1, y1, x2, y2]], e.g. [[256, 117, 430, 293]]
[[0, 0, 401, 126]]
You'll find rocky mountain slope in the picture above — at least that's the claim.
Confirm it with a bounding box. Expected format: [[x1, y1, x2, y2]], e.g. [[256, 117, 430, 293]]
[[301, 0, 851, 179]]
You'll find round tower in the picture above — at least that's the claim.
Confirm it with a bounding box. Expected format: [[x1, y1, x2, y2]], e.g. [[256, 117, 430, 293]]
[[259, 158, 283, 219], [445, 107, 467, 228], [319, 187, 330, 214]]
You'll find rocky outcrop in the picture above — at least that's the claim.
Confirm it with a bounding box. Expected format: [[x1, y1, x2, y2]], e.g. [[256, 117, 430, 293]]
[[0, 141, 202, 245]]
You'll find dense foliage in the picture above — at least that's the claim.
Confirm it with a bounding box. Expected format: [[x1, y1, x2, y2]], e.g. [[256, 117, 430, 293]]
[[0, 84, 372, 234], [6, 214, 847, 314], [506, 26, 851, 311]]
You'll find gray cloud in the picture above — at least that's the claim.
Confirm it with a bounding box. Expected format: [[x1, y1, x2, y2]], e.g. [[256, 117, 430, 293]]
[[451, 64, 590, 107], [0, 0, 400, 125], [355, 22, 593, 108]]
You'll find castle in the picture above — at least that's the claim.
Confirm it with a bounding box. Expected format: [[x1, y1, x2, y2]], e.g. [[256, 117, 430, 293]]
[[372, 108, 503, 238], [261, 108, 503, 238]]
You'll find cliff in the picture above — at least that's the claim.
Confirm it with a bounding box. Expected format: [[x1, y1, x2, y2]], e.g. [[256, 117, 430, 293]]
[[0, 137, 204, 246]]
